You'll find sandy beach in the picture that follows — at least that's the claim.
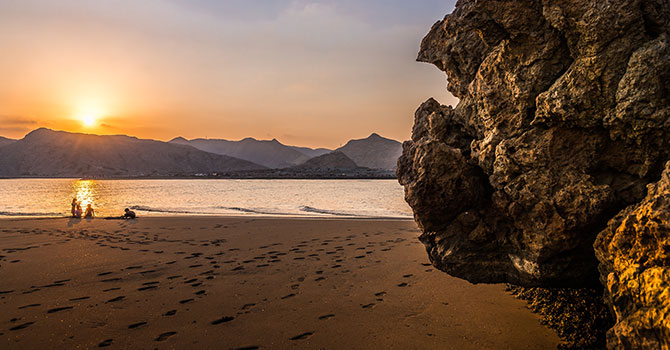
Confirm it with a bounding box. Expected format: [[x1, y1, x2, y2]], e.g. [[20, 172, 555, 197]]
[[0, 217, 559, 349]]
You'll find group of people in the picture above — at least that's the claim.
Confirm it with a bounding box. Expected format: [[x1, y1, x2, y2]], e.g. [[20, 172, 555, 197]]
[[70, 197, 136, 219], [70, 198, 94, 218]]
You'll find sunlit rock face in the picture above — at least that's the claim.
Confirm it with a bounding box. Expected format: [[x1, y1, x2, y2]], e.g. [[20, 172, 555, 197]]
[[594, 162, 670, 349], [398, 0, 670, 289]]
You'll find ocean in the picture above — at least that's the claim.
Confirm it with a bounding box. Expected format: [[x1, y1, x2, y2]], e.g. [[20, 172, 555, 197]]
[[0, 179, 412, 219]]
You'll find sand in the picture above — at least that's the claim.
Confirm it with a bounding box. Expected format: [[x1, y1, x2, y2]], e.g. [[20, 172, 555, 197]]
[[0, 217, 560, 349]]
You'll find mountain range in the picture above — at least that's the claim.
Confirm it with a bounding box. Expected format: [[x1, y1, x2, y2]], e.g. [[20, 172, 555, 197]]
[[0, 128, 263, 177], [171, 133, 402, 171], [169, 137, 330, 169], [0, 128, 403, 177]]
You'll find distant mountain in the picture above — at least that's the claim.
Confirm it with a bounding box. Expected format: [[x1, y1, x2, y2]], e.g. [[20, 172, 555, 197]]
[[293, 151, 359, 170], [335, 133, 402, 170], [170, 137, 330, 169], [292, 146, 331, 159], [0, 136, 16, 148], [0, 128, 265, 177]]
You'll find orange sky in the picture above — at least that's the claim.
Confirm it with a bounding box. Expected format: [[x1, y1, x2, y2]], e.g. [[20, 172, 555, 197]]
[[0, 0, 457, 148]]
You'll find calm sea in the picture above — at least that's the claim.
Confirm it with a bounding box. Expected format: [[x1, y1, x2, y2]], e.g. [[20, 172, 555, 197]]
[[0, 179, 412, 219]]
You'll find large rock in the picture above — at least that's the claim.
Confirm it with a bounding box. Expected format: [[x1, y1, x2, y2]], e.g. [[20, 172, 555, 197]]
[[399, 1, 670, 286], [399, 0, 670, 347], [594, 162, 670, 349]]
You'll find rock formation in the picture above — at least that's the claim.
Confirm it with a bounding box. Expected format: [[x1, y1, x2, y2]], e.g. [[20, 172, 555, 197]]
[[398, 0, 669, 347], [594, 161, 670, 349]]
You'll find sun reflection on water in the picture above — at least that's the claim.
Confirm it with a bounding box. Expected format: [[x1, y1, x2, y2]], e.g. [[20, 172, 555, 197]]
[[71, 180, 97, 209]]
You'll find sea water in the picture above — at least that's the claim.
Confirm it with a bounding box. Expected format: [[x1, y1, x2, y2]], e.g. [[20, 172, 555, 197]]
[[0, 179, 412, 219]]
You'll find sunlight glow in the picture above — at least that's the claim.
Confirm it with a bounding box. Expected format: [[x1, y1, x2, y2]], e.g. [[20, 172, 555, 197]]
[[74, 99, 106, 128], [72, 180, 96, 209], [82, 114, 97, 127]]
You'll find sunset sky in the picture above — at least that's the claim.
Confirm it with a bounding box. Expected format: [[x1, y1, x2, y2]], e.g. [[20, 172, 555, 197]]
[[0, 0, 457, 148]]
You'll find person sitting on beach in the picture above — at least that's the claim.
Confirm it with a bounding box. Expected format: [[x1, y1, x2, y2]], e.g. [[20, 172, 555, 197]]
[[84, 204, 95, 218], [74, 204, 82, 218], [71, 197, 78, 217], [122, 208, 136, 219]]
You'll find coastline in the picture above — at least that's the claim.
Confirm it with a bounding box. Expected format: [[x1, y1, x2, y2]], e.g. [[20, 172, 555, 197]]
[[1, 217, 559, 349]]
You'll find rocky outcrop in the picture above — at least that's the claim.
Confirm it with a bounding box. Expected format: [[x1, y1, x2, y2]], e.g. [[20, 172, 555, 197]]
[[399, 0, 669, 347], [594, 161, 670, 349], [399, 0, 670, 286]]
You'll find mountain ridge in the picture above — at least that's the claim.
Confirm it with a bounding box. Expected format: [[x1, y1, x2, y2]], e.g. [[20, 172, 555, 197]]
[[0, 128, 265, 177]]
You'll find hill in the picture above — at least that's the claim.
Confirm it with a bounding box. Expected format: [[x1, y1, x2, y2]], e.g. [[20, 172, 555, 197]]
[[335, 133, 402, 170], [170, 137, 330, 169], [0, 136, 16, 148], [0, 128, 265, 177], [292, 151, 358, 170]]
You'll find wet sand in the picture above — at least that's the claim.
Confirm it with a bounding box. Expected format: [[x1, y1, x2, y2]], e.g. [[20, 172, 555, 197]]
[[0, 217, 560, 349]]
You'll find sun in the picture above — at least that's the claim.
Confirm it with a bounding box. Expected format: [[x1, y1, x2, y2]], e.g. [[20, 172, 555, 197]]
[[82, 114, 97, 127]]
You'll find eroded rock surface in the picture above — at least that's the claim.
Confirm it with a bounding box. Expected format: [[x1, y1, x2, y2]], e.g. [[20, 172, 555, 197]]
[[399, 0, 670, 287], [594, 162, 670, 349], [399, 0, 670, 347]]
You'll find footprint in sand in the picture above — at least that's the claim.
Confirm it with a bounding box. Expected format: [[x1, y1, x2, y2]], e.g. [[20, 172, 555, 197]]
[[375, 291, 387, 297], [290, 332, 314, 340], [163, 310, 177, 316], [397, 282, 408, 287], [98, 339, 114, 347], [231, 346, 259, 350], [128, 322, 147, 329], [106, 296, 125, 303], [361, 303, 375, 309], [211, 316, 234, 325], [69, 296, 90, 301], [318, 314, 335, 320], [241, 303, 255, 310], [155, 331, 177, 341], [402, 274, 413, 278], [281, 293, 296, 299], [179, 298, 194, 304], [18, 303, 41, 309], [47, 306, 73, 313], [315, 277, 325, 281], [195, 290, 206, 295], [138, 286, 157, 291], [101, 278, 122, 283], [9, 322, 34, 331]]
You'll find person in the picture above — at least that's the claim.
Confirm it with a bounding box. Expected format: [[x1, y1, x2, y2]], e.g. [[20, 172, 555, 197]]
[[123, 208, 136, 219], [84, 204, 95, 218], [71, 197, 78, 217], [74, 204, 82, 219]]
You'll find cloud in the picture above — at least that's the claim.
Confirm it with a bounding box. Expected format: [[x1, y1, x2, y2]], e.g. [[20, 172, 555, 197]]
[[0, 115, 38, 126]]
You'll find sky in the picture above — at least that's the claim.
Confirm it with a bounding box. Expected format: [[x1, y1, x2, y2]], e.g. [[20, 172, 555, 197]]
[[0, 0, 458, 148]]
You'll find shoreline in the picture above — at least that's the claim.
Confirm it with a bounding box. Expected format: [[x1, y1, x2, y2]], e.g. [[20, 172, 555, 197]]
[[0, 217, 559, 349], [0, 215, 416, 222]]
